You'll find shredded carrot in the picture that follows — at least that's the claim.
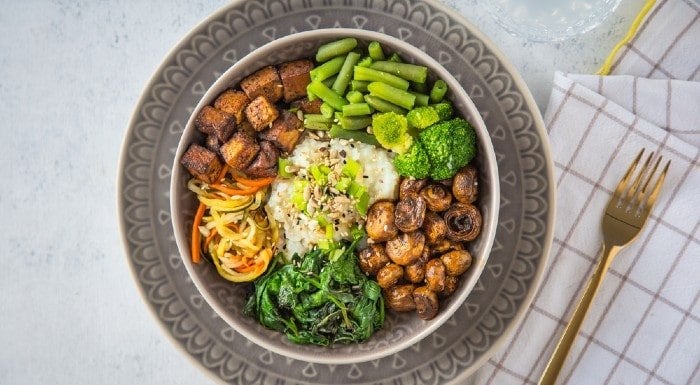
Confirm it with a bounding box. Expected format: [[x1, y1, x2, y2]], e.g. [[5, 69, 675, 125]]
[[215, 165, 229, 183], [210, 183, 259, 196], [191, 202, 206, 264], [203, 227, 218, 250], [234, 175, 276, 188]]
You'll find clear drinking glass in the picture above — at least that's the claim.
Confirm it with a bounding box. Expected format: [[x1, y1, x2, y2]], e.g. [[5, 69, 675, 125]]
[[480, 0, 622, 41]]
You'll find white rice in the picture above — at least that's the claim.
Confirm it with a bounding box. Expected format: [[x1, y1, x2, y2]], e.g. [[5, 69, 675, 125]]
[[266, 137, 399, 257]]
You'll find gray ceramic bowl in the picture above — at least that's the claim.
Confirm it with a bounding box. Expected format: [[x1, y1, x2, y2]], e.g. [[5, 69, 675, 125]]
[[170, 29, 499, 364]]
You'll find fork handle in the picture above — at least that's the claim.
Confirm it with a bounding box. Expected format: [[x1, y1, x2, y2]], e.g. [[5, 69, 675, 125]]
[[538, 244, 620, 385]]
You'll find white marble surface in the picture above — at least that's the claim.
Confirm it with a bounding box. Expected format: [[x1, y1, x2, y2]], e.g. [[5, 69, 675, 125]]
[[0, 1, 644, 384]]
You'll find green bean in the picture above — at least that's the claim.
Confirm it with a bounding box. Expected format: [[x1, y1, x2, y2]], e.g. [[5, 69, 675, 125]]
[[320, 102, 335, 119], [429, 79, 447, 103], [353, 66, 409, 91], [388, 52, 402, 63], [357, 56, 373, 68], [342, 103, 372, 117], [330, 125, 380, 146], [363, 94, 407, 115], [307, 84, 318, 101], [367, 82, 415, 110], [411, 81, 428, 93], [322, 74, 338, 88], [346, 90, 365, 104], [310, 55, 346, 82], [307, 81, 348, 110], [368, 41, 385, 61], [303, 114, 333, 123], [369, 61, 428, 83], [332, 52, 361, 95], [410, 91, 430, 107], [304, 121, 332, 131], [316, 38, 358, 62], [350, 80, 369, 92], [339, 115, 373, 130]]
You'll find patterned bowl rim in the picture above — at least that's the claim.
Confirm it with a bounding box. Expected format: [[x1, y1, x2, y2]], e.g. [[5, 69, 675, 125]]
[[116, 0, 556, 381], [169, 27, 500, 364]]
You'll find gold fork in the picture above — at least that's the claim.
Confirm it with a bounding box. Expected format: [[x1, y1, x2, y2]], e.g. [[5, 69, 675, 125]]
[[538, 149, 670, 385]]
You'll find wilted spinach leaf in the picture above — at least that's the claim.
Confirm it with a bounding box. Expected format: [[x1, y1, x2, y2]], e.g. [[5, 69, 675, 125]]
[[244, 240, 385, 346]]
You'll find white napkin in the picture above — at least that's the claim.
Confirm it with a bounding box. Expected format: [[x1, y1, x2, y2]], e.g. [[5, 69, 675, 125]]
[[468, 1, 700, 384]]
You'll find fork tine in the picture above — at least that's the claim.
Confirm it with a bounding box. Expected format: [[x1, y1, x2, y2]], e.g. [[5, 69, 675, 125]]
[[634, 155, 662, 209], [643, 159, 670, 212], [626, 151, 654, 203], [615, 148, 645, 197]]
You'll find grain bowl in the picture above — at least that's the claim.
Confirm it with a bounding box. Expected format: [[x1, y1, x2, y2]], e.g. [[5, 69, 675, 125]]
[[170, 29, 499, 364]]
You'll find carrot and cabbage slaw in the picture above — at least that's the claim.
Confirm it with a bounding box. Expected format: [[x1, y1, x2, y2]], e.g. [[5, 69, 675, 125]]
[[187, 167, 279, 282]]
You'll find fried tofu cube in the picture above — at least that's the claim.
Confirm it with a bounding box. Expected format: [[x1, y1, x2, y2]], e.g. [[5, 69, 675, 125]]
[[278, 59, 314, 102], [180, 144, 223, 184], [220, 132, 260, 171], [236, 120, 257, 138], [260, 110, 303, 154], [194, 106, 236, 143], [205, 134, 222, 154], [290, 97, 323, 114], [214, 89, 249, 124], [245, 95, 279, 131], [240, 66, 283, 103], [245, 141, 280, 178]]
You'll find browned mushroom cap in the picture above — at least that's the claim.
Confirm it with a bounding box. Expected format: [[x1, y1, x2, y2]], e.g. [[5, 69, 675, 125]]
[[420, 184, 452, 212], [444, 203, 482, 242], [399, 178, 427, 200], [365, 201, 398, 242], [384, 284, 416, 312], [452, 164, 478, 204], [431, 238, 464, 256], [404, 260, 426, 283], [394, 196, 426, 232], [440, 250, 473, 276], [358, 244, 390, 276], [439, 275, 459, 298], [425, 258, 447, 293], [413, 286, 439, 320], [421, 211, 447, 245], [386, 231, 425, 266], [376, 263, 404, 289]]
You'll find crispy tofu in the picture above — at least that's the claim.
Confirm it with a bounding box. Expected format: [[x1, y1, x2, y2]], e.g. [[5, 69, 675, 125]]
[[240, 66, 283, 103], [278, 59, 313, 102], [260, 109, 303, 154], [237, 120, 257, 138], [245, 141, 279, 178], [194, 106, 236, 143], [214, 89, 249, 124], [180, 144, 223, 184], [205, 134, 222, 154], [245, 95, 279, 131], [219, 132, 260, 171], [290, 97, 322, 114]]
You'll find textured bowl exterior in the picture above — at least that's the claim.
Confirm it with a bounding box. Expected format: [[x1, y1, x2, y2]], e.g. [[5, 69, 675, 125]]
[[170, 29, 499, 364]]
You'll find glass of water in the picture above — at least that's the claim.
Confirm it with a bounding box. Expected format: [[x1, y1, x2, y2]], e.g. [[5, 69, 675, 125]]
[[480, 0, 622, 41]]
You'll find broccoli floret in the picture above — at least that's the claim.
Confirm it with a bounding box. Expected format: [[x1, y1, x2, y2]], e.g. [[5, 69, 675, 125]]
[[407, 106, 440, 130], [418, 118, 477, 180], [431, 102, 453, 121], [393, 141, 430, 178], [451, 118, 477, 166], [372, 112, 413, 154]]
